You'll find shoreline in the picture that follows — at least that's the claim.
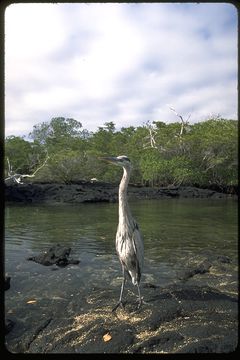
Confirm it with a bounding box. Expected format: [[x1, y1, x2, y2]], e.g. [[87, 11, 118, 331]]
[[5, 182, 236, 204]]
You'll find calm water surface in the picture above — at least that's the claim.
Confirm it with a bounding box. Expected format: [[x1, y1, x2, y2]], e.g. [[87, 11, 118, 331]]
[[5, 199, 237, 290]]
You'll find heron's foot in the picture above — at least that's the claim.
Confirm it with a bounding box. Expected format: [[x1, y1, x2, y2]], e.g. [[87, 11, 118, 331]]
[[112, 300, 126, 312], [136, 297, 143, 310]]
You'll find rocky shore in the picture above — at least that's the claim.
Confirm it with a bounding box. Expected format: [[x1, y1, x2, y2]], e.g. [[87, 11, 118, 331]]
[[5, 250, 238, 353], [5, 182, 235, 204]]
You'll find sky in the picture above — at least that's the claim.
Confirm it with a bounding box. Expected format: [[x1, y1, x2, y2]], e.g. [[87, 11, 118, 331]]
[[5, 2, 238, 138]]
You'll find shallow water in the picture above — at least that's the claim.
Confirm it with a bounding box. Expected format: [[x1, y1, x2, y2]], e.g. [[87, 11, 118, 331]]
[[5, 198, 237, 289]]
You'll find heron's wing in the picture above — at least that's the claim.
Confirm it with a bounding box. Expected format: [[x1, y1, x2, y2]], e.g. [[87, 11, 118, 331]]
[[131, 222, 144, 281]]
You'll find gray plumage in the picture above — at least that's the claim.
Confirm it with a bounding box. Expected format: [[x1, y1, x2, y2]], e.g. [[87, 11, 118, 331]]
[[100, 155, 144, 311]]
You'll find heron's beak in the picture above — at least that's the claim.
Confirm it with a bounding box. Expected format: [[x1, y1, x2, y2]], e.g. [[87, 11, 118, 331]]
[[98, 156, 119, 165]]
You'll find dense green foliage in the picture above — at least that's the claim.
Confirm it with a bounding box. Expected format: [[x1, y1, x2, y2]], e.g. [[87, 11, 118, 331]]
[[5, 117, 238, 189]]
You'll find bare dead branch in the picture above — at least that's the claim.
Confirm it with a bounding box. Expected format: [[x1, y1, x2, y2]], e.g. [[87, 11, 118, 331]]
[[5, 152, 49, 184], [21, 153, 50, 178], [169, 107, 184, 123], [144, 121, 158, 149], [169, 107, 192, 157], [169, 107, 191, 138]]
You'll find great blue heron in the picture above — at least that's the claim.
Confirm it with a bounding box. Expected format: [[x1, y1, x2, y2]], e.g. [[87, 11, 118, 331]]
[[100, 155, 144, 311]]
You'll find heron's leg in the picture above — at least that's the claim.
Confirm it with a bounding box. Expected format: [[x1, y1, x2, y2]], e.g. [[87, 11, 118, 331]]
[[136, 283, 143, 309], [112, 266, 126, 312], [119, 267, 126, 303]]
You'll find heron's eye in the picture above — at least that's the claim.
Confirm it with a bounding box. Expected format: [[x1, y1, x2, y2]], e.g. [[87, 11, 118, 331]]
[[119, 156, 130, 162]]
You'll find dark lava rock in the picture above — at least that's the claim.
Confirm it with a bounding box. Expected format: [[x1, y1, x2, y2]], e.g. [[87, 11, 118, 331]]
[[217, 255, 231, 264], [5, 183, 232, 204], [4, 276, 11, 291], [176, 338, 238, 353], [133, 331, 184, 353], [14, 318, 53, 353], [27, 244, 80, 267], [5, 282, 238, 353], [157, 187, 179, 198], [74, 323, 135, 353], [5, 249, 237, 354], [5, 277, 15, 335], [177, 259, 212, 280], [143, 282, 159, 289], [177, 186, 215, 198], [167, 284, 237, 303], [26, 316, 135, 353], [147, 300, 183, 331], [5, 319, 15, 335]]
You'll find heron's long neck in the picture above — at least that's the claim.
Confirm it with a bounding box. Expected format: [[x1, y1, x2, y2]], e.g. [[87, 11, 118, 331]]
[[118, 167, 131, 224]]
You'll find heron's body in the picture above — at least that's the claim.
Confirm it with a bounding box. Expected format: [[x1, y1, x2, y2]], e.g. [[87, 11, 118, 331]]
[[100, 155, 144, 310], [116, 165, 143, 286]]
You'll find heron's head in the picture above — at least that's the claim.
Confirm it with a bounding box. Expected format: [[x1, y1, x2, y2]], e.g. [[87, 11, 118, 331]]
[[99, 155, 132, 168]]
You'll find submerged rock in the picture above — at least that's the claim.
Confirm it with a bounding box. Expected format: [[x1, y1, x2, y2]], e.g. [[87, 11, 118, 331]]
[[217, 255, 231, 264], [177, 259, 212, 280], [27, 244, 80, 267]]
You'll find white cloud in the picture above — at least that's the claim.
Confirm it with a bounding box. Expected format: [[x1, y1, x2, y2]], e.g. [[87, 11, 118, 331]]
[[5, 2, 238, 137], [5, 3, 66, 60]]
